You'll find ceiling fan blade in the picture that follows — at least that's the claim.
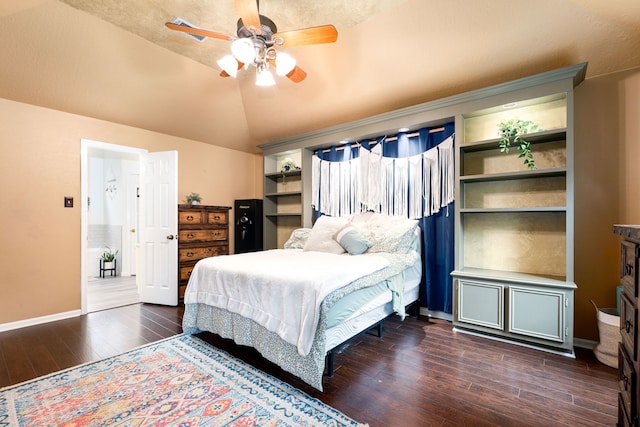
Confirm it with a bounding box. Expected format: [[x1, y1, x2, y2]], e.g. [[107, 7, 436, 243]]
[[275, 25, 338, 47], [234, 0, 262, 35], [165, 22, 233, 42], [285, 65, 307, 83], [266, 59, 306, 83]]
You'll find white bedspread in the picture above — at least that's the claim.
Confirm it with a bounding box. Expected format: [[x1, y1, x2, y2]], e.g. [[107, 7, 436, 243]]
[[184, 250, 389, 356]]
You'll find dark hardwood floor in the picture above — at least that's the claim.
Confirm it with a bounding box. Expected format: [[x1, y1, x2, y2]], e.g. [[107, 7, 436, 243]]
[[0, 303, 618, 426]]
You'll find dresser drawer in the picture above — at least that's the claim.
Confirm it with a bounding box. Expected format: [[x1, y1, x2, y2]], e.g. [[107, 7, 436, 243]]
[[621, 240, 639, 298], [207, 210, 228, 225], [179, 228, 228, 242], [619, 393, 633, 427], [619, 343, 637, 425], [179, 210, 204, 225], [621, 291, 638, 360], [179, 265, 195, 281], [179, 245, 228, 262]]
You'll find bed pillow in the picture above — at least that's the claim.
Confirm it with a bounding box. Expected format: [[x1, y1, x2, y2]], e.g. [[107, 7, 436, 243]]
[[333, 224, 372, 255], [283, 228, 312, 249], [303, 215, 349, 254], [355, 212, 419, 254]]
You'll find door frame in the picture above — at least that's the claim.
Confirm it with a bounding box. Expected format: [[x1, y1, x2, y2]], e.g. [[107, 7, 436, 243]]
[[80, 139, 147, 314]]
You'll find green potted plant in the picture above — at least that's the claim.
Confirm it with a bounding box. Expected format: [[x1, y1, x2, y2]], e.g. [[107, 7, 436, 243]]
[[101, 246, 118, 267], [186, 192, 202, 206], [497, 118, 539, 170]]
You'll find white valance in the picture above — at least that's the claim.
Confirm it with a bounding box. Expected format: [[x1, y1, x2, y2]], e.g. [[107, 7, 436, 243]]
[[312, 135, 455, 219]]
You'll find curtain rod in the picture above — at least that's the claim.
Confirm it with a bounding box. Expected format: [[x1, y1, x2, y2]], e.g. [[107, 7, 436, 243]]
[[315, 127, 446, 154]]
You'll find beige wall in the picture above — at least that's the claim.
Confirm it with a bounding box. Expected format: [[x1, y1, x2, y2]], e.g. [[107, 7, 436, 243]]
[[0, 97, 262, 324], [574, 67, 640, 340], [1, 66, 639, 341]]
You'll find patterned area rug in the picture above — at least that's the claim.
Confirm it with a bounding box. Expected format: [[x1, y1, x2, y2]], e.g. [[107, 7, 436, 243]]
[[0, 334, 367, 426]]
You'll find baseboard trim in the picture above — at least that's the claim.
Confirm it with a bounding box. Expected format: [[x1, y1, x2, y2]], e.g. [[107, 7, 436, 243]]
[[573, 337, 597, 350], [420, 308, 453, 321], [0, 310, 81, 333]]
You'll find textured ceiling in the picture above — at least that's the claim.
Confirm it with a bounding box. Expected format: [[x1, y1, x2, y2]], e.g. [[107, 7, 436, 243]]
[[1, 0, 640, 153], [58, 0, 406, 69]]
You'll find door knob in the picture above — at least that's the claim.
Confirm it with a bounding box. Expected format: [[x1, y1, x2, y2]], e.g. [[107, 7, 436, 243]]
[[130, 228, 136, 233], [166, 234, 178, 240]]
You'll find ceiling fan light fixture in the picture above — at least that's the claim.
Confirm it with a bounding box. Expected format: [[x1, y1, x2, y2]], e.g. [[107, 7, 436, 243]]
[[217, 55, 239, 78], [231, 38, 256, 64], [256, 66, 276, 86], [275, 52, 296, 76]]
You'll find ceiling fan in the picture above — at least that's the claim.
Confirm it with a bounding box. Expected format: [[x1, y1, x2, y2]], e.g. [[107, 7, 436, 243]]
[[165, 0, 338, 85]]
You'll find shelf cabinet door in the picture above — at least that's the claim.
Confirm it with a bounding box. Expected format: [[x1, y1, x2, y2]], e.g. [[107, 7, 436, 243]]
[[457, 280, 504, 330], [508, 286, 566, 342]]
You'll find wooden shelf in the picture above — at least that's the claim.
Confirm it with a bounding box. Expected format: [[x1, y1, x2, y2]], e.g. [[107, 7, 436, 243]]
[[460, 207, 566, 213], [265, 191, 302, 198], [460, 167, 566, 182], [265, 212, 302, 218], [265, 170, 301, 180], [452, 267, 573, 289], [461, 129, 567, 151]]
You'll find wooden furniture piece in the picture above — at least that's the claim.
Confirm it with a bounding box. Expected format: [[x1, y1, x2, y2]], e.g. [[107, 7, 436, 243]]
[[614, 225, 639, 427], [177, 204, 231, 300], [451, 66, 586, 356], [263, 150, 303, 249]]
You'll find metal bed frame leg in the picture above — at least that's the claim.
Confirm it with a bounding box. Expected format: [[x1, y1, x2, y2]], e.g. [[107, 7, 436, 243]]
[[325, 351, 335, 377]]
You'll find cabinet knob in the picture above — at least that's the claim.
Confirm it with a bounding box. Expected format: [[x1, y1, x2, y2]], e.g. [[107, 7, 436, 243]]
[[625, 320, 632, 333], [621, 374, 630, 391], [625, 264, 633, 275]]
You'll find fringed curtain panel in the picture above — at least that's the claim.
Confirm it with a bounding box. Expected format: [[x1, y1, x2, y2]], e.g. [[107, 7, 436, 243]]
[[312, 123, 455, 315]]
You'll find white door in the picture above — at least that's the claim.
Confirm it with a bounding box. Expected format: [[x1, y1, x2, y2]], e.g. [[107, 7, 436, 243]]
[[139, 151, 178, 305]]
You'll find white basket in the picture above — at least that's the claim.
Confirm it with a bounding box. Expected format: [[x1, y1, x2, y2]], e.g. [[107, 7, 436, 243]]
[[591, 300, 621, 368]]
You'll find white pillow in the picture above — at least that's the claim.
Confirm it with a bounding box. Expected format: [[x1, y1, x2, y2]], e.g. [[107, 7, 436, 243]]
[[303, 215, 349, 254], [283, 228, 312, 249], [352, 212, 419, 253]]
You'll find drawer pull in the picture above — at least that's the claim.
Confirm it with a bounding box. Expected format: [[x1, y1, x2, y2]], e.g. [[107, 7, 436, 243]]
[[626, 320, 632, 333], [625, 264, 633, 275], [187, 233, 194, 239], [621, 374, 630, 391], [214, 215, 221, 220], [186, 251, 195, 257], [186, 215, 194, 221]]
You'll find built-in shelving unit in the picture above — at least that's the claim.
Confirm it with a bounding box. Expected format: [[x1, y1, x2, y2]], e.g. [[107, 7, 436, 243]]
[[258, 63, 587, 345], [452, 89, 581, 355], [263, 150, 303, 249]]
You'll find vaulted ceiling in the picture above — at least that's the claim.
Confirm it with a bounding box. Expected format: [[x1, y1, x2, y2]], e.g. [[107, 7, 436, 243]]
[[1, 0, 640, 153]]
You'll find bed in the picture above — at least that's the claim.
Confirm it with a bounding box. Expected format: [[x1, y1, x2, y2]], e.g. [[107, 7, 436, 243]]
[[182, 211, 422, 390]]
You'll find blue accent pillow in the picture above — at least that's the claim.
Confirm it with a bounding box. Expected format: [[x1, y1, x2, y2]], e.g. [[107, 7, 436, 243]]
[[334, 225, 372, 255]]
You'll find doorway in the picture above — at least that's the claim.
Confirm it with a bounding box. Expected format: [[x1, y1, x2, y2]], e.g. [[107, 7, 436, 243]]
[[81, 140, 146, 313]]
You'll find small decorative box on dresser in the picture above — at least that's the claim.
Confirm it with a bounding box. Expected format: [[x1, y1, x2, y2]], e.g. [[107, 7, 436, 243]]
[[614, 225, 640, 427], [178, 205, 231, 301]]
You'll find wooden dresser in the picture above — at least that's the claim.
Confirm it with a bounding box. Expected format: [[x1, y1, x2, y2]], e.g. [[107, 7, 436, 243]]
[[178, 205, 231, 300], [614, 225, 639, 427]]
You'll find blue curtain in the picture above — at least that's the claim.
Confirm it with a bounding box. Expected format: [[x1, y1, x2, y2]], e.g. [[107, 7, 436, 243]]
[[315, 123, 455, 315]]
